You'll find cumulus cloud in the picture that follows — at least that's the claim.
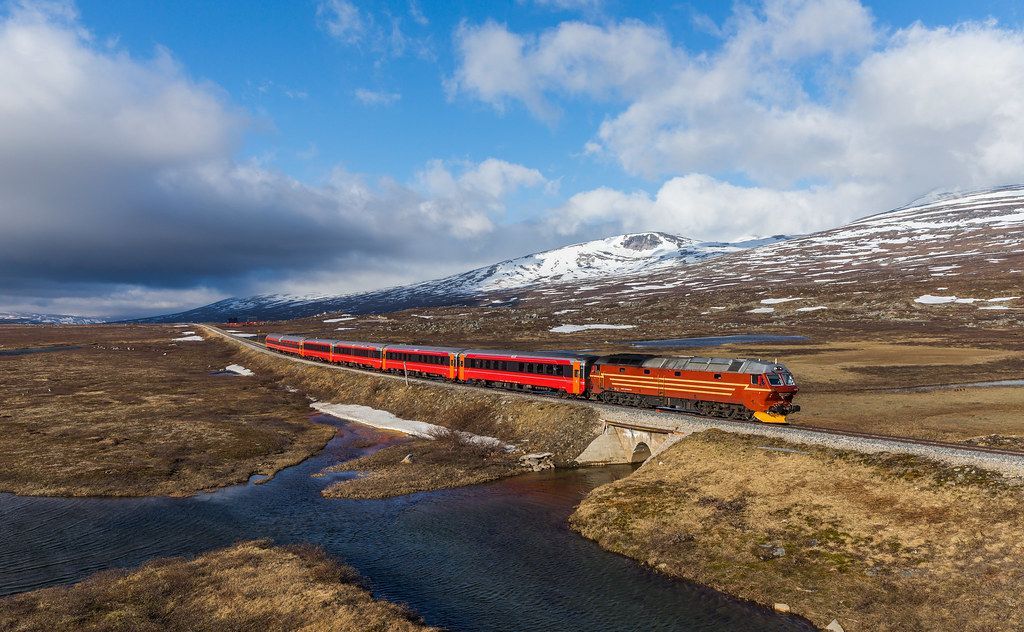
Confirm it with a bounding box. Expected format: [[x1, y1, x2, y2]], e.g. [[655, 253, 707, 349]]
[[0, 4, 548, 317], [415, 158, 547, 236], [450, 19, 680, 121], [453, 0, 1024, 239], [549, 174, 879, 239]]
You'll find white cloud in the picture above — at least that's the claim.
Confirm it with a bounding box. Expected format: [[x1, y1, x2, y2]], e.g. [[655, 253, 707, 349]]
[[317, 0, 365, 44], [450, 19, 679, 121], [453, 1, 1024, 238], [415, 159, 548, 237], [318, 0, 432, 60], [549, 174, 878, 240], [354, 87, 401, 105]]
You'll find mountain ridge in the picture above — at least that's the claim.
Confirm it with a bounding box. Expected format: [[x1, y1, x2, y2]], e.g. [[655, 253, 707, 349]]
[[136, 231, 789, 323]]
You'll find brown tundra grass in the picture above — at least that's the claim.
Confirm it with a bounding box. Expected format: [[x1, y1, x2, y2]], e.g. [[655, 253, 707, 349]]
[[571, 430, 1024, 632], [0, 540, 437, 631], [0, 325, 334, 497]]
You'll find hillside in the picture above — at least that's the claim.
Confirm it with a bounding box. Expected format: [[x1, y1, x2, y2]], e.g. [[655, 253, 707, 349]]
[[138, 232, 787, 323], [272, 186, 1024, 348], [545, 185, 1024, 323]]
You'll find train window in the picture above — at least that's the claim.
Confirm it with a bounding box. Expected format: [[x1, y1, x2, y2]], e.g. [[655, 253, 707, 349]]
[[674, 371, 681, 377], [783, 372, 795, 385], [619, 367, 626, 373], [750, 375, 758, 385], [643, 369, 651, 375], [767, 374, 783, 386], [714, 373, 722, 379]]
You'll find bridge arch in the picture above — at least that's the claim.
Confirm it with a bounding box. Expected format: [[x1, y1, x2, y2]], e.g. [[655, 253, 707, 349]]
[[631, 442, 652, 463]]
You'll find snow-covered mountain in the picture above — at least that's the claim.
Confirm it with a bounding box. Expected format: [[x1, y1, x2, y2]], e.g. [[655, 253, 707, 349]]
[[0, 311, 105, 325], [138, 232, 789, 322], [534, 185, 1024, 316]]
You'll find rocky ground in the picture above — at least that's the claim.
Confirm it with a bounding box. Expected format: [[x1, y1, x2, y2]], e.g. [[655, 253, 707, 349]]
[[0, 540, 435, 631]]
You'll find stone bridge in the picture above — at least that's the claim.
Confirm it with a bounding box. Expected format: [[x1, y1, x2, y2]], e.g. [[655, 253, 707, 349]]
[[575, 420, 687, 465]]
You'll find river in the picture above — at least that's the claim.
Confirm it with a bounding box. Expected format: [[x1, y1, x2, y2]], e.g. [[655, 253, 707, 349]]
[[0, 416, 811, 631]]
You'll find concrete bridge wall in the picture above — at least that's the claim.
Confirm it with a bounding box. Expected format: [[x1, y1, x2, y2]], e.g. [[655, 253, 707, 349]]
[[575, 422, 686, 465]]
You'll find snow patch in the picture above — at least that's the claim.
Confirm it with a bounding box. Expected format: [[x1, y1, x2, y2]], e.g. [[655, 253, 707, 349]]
[[549, 323, 635, 333], [914, 295, 978, 305], [172, 335, 204, 342], [311, 402, 511, 449], [796, 306, 828, 312], [760, 297, 802, 305], [747, 307, 776, 314], [323, 317, 355, 323], [224, 364, 254, 376]]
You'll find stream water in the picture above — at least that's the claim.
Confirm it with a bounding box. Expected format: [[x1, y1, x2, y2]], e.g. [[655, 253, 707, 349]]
[[0, 416, 811, 631]]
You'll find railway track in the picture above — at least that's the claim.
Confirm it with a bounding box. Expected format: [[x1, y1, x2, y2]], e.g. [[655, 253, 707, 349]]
[[201, 325, 1024, 470]]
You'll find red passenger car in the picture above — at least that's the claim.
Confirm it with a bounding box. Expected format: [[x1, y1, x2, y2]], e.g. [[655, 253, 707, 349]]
[[383, 345, 460, 380], [265, 333, 304, 355], [331, 340, 385, 370], [458, 349, 589, 396], [300, 338, 334, 362]]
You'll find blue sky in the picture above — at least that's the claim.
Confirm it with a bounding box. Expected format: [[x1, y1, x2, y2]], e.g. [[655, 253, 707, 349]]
[[3, 0, 1024, 317]]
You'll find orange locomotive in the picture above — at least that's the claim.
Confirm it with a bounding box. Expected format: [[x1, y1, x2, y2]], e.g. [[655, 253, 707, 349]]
[[588, 354, 799, 423]]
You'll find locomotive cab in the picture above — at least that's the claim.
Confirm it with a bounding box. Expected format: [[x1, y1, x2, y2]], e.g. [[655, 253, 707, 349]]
[[752, 364, 801, 423]]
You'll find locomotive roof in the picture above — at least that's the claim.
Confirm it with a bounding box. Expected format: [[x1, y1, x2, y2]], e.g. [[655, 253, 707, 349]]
[[384, 344, 464, 354], [303, 338, 337, 345], [595, 353, 790, 374], [461, 348, 593, 362]]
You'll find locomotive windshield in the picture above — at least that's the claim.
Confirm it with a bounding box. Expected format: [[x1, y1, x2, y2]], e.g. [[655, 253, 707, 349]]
[[767, 371, 796, 387]]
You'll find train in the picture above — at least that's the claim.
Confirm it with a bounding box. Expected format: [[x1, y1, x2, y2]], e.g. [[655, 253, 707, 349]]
[[264, 334, 800, 423]]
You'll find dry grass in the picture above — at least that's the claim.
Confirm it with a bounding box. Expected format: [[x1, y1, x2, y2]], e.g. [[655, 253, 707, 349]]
[[0, 325, 334, 497], [0, 540, 436, 631], [570, 430, 1024, 632], [232, 342, 600, 465], [320, 428, 520, 499], [794, 387, 1024, 441], [758, 340, 1024, 442]]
